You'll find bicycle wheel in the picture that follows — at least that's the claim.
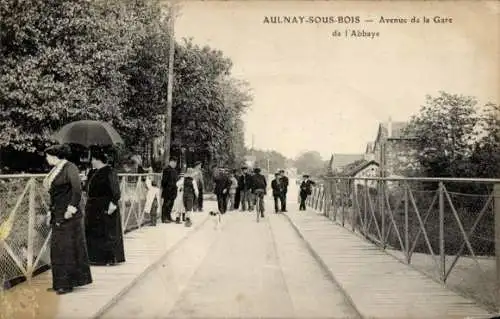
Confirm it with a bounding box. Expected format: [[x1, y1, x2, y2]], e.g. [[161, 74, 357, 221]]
[[256, 197, 260, 222]]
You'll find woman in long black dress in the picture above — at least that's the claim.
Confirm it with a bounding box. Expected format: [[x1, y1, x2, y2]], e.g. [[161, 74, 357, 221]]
[[84, 150, 125, 265], [43, 144, 92, 294]]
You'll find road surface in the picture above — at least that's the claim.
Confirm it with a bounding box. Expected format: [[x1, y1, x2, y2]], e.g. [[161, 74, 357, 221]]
[[101, 181, 359, 318]]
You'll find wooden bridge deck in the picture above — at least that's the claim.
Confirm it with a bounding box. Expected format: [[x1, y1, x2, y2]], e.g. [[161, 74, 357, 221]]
[[1, 200, 495, 319], [284, 209, 494, 319], [1, 204, 214, 319]]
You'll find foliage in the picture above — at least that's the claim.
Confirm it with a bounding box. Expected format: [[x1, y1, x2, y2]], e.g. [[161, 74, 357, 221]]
[[0, 0, 252, 172], [471, 102, 500, 177], [249, 148, 288, 174], [171, 39, 252, 168], [294, 151, 327, 178], [0, 0, 131, 152], [404, 92, 482, 178]]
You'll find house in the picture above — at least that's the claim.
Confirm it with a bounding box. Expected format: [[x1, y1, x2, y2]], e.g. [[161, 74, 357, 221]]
[[364, 142, 375, 161], [373, 117, 419, 178], [328, 153, 365, 174], [340, 159, 380, 187]]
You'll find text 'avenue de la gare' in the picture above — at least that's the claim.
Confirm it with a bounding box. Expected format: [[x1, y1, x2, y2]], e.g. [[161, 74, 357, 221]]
[[378, 16, 453, 24]]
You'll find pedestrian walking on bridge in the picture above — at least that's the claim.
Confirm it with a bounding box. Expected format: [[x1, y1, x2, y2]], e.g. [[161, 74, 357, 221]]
[[271, 172, 283, 213], [160, 158, 178, 223], [299, 174, 315, 211], [44, 144, 92, 295]]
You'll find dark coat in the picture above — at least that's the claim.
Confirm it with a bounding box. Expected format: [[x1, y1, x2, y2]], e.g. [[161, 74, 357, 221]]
[[85, 165, 125, 264], [49, 161, 83, 224], [271, 179, 282, 197], [214, 173, 231, 195], [279, 176, 289, 193], [300, 180, 315, 196], [238, 173, 253, 191], [251, 174, 267, 193], [161, 165, 179, 199], [48, 161, 92, 289]]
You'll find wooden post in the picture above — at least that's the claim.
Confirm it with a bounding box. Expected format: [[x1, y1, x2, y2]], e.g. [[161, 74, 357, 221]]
[[163, 3, 176, 166], [439, 182, 446, 282], [26, 179, 36, 281], [494, 184, 500, 311]]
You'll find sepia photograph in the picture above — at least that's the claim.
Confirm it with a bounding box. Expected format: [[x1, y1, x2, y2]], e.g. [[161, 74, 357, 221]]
[[0, 0, 499, 318]]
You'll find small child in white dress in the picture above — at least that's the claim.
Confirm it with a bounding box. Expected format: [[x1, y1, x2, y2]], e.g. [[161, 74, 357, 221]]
[[174, 169, 199, 227]]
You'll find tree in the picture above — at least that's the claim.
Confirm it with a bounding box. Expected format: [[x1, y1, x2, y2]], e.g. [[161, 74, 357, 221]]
[[114, 0, 170, 154], [171, 39, 251, 168], [404, 92, 479, 178], [0, 0, 132, 153], [471, 102, 500, 177], [251, 149, 288, 174], [0, 1, 253, 173], [294, 151, 326, 178]]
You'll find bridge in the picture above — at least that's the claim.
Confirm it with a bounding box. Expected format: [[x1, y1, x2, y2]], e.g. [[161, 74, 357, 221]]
[[0, 173, 498, 318]]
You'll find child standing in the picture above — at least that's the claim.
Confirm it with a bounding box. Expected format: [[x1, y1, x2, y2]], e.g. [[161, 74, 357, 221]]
[[227, 170, 239, 211], [173, 173, 185, 223], [175, 168, 198, 227]]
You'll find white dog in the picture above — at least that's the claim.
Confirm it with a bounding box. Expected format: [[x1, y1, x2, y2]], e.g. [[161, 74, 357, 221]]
[[209, 210, 222, 229]]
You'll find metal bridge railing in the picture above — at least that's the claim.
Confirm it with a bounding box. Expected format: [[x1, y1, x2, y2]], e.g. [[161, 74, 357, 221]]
[[0, 173, 162, 289], [307, 176, 500, 312]]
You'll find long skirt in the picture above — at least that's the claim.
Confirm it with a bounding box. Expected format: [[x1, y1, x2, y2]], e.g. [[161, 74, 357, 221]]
[[85, 198, 125, 265], [50, 217, 92, 290], [173, 191, 184, 213]]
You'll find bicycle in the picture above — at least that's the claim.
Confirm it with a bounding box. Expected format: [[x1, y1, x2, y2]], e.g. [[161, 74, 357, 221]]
[[254, 189, 265, 222]]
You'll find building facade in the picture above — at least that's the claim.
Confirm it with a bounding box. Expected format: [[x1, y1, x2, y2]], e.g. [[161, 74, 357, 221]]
[[372, 118, 419, 177]]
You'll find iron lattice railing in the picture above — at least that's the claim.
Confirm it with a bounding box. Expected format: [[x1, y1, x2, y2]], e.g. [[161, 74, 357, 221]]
[[306, 176, 500, 312], [0, 173, 162, 290]]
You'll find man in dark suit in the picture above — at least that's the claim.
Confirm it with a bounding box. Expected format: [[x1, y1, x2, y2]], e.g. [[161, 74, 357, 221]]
[[271, 172, 283, 213], [278, 169, 289, 212], [238, 166, 253, 211], [160, 158, 178, 223], [251, 167, 267, 218], [214, 168, 232, 214], [299, 174, 315, 211]]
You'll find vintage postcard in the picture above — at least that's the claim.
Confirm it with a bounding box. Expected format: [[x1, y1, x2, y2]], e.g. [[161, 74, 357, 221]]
[[0, 0, 499, 318]]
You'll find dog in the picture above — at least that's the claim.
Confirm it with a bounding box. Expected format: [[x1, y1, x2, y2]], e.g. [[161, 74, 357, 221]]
[[209, 211, 222, 229]]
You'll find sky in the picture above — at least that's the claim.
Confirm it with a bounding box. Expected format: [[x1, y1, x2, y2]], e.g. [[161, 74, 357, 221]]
[[174, 0, 499, 160]]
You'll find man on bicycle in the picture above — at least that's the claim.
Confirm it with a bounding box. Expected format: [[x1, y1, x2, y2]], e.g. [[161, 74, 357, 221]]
[[251, 167, 267, 218]]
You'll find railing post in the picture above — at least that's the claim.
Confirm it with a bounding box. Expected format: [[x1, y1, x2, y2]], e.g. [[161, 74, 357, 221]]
[[380, 178, 386, 247], [340, 181, 345, 226], [439, 182, 446, 282], [26, 178, 36, 281], [332, 179, 337, 221], [494, 183, 500, 311], [404, 182, 410, 264], [363, 180, 370, 236], [352, 180, 357, 232]]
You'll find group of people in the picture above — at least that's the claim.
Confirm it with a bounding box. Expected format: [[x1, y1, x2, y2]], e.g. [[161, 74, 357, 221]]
[[43, 145, 316, 295], [209, 166, 290, 218], [43, 144, 126, 295], [159, 158, 204, 226]]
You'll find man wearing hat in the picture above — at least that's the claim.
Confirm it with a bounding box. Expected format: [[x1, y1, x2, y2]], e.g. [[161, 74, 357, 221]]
[[238, 166, 253, 211], [251, 167, 267, 218], [299, 174, 315, 211], [160, 157, 178, 223], [278, 169, 289, 212], [271, 172, 283, 213], [213, 167, 232, 214], [192, 161, 204, 212]]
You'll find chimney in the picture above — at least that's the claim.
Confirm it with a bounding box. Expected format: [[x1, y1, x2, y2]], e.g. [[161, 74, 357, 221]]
[[387, 116, 392, 138]]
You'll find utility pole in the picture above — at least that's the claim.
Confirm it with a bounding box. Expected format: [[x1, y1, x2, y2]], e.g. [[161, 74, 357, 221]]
[[163, 2, 176, 166]]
